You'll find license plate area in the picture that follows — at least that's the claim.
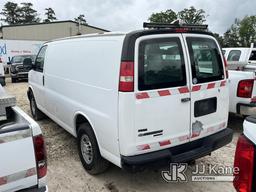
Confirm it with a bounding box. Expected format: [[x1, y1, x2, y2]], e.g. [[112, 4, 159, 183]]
[[194, 97, 217, 117]]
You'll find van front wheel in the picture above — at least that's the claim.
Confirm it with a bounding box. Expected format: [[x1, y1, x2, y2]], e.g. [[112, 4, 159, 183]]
[[77, 123, 109, 175], [29, 93, 45, 120]]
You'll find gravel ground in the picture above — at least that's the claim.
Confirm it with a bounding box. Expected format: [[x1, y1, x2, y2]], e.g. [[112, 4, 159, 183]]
[[5, 79, 242, 192]]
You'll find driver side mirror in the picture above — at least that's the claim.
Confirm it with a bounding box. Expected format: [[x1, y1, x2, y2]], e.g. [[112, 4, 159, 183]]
[[23, 58, 34, 70]]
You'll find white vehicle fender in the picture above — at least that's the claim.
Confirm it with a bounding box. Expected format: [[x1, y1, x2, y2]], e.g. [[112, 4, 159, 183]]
[[73, 111, 99, 143]]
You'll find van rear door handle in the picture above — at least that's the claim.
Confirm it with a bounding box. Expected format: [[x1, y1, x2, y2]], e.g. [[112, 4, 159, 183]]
[[42, 75, 45, 86], [181, 98, 191, 103]]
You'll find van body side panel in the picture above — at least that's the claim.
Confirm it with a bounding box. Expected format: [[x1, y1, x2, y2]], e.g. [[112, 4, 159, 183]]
[[43, 36, 125, 164]]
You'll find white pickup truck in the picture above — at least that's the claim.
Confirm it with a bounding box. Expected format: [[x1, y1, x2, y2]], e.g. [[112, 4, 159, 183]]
[[228, 70, 256, 116], [223, 44, 256, 116], [233, 116, 256, 192], [223, 43, 256, 64], [0, 86, 47, 192]]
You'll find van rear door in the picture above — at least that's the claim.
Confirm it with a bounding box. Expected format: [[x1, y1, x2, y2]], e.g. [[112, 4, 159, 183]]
[[183, 34, 229, 141], [134, 34, 191, 153]]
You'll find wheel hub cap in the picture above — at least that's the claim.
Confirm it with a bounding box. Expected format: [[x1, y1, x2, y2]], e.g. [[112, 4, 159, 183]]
[[81, 134, 93, 164]]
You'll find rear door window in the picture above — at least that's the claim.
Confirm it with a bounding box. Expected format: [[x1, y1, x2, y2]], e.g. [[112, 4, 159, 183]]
[[138, 38, 186, 91], [186, 37, 224, 84], [227, 50, 241, 61]]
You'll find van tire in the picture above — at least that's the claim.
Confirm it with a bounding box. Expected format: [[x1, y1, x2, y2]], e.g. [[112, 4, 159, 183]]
[[11, 77, 17, 83], [77, 123, 109, 175], [29, 93, 45, 121], [0, 77, 6, 86]]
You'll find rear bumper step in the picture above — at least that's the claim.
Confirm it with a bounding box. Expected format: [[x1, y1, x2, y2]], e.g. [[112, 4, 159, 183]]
[[237, 103, 256, 116], [121, 128, 233, 170], [18, 186, 48, 192]]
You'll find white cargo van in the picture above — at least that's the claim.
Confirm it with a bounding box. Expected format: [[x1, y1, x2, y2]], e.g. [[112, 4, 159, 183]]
[[27, 23, 233, 174]]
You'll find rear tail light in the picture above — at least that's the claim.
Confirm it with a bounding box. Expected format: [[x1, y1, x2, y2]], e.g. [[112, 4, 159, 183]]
[[119, 61, 134, 92], [223, 57, 229, 78], [234, 135, 255, 192], [237, 79, 254, 98], [33, 134, 47, 179]]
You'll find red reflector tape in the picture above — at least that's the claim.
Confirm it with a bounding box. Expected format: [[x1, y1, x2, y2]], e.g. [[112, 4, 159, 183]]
[[135, 81, 227, 100], [192, 85, 201, 92], [178, 87, 189, 94], [220, 81, 226, 87], [207, 83, 215, 89], [137, 144, 150, 150], [0, 167, 37, 186], [158, 90, 171, 96], [178, 135, 189, 142], [136, 92, 150, 99], [25, 168, 37, 178], [159, 140, 171, 146], [207, 127, 215, 133]]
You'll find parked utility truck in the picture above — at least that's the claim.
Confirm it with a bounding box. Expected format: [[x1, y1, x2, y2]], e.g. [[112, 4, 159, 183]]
[[223, 43, 256, 64], [225, 43, 256, 116]]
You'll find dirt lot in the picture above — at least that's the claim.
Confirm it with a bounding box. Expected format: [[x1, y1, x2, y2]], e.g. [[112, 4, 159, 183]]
[[5, 80, 243, 192]]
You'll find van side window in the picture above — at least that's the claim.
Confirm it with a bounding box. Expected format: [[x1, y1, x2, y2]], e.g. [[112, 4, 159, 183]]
[[249, 51, 256, 61], [227, 50, 241, 61], [187, 37, 224, 84], [35, 46, 47, 72], [138, 38, 186, 91]]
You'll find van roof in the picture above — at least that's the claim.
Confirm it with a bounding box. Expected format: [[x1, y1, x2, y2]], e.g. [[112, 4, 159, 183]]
[[45, 32, 127, 44], [45, 28, 215, 61], [45, 28, 214, 44]]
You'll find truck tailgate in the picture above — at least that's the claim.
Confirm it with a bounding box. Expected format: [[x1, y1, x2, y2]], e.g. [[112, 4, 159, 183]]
[[0, 123, 37, 192]]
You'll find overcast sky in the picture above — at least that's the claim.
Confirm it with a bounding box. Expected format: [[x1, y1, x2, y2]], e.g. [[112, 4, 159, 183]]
[[0, 0, 255, 34]]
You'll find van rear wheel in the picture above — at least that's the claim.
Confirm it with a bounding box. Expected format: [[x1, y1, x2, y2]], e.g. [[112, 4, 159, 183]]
[[77, 123, 109, 175], [29, 93, 45, 120], [11, 77, 17, 83]]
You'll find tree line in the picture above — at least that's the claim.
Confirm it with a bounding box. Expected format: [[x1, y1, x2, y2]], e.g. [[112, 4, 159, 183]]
[[1, 2, 255, 47], [148, 6, 256, 47], [0, 1, 87, 25]]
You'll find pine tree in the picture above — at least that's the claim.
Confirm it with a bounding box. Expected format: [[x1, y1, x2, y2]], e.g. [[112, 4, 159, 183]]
[[43, 8, 57, 23]]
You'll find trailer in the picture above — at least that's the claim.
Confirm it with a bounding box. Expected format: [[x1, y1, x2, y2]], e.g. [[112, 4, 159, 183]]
[[0, 40, 44, 85], [0, 40, 43, 65]]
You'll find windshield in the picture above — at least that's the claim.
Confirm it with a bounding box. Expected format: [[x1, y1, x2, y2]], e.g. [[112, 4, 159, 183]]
[[11, 55, 36, 64]]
